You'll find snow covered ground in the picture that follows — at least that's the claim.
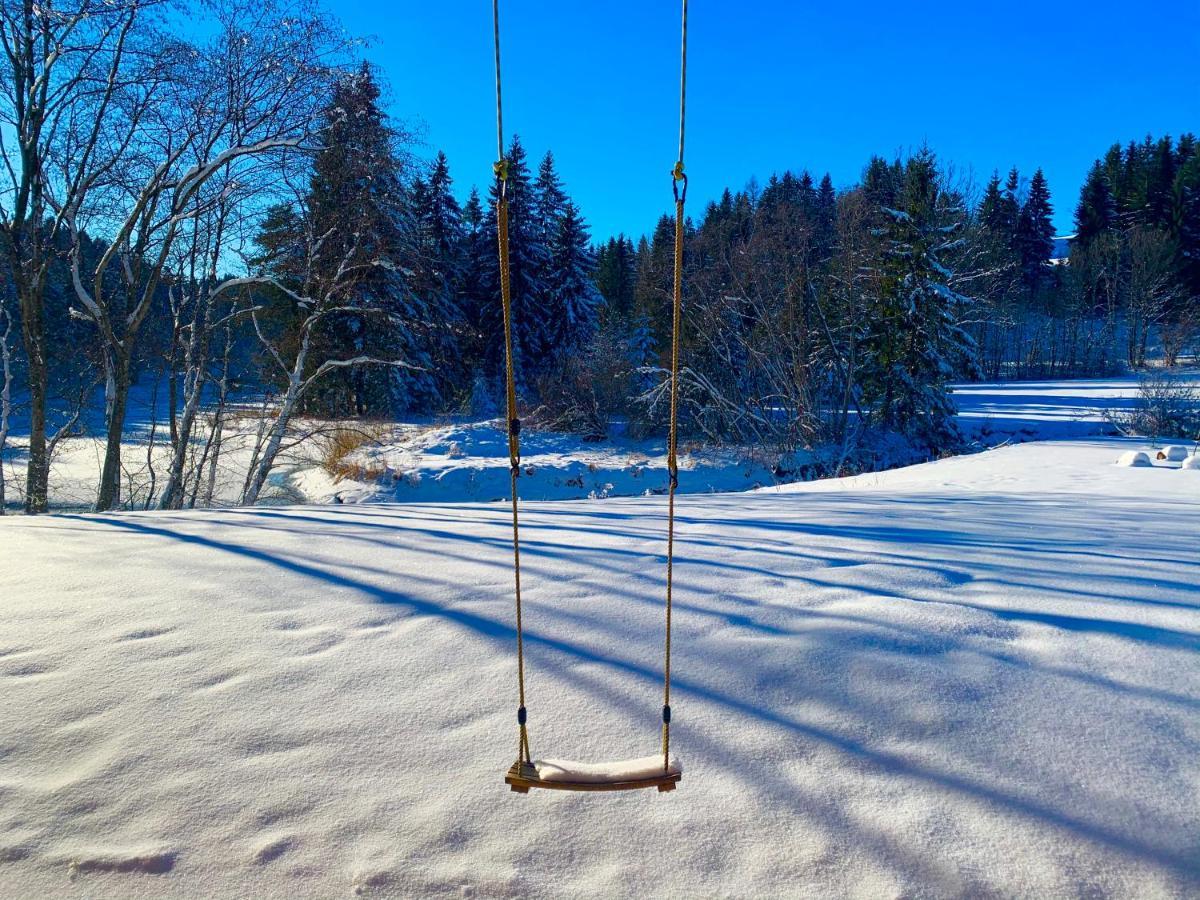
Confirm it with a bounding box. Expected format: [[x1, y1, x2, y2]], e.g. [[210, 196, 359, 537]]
[[301, 373, 1192, 505], [1, 435, 1198, 897], [952, 375, 1189, 438], [291, 420, 780, 505], [8, 372, 1196, 511]]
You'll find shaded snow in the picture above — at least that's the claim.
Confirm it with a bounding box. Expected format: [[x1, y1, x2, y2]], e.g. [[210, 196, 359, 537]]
[[1, 437, 1198, 897], [953, 370, 1200, 438]]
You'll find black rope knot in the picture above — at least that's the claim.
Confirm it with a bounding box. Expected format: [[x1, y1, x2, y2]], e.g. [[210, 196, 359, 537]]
[[517, 706, 527, 725], [662, 704, 672, 724], [508, 417, 521, 438]]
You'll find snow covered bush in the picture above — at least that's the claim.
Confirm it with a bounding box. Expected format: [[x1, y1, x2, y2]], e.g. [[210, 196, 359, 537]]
[[532, 320, 651, 440], [467, 372, 500, 418], [1107, 371, 1200, 441], [532, 351, 615, 441]]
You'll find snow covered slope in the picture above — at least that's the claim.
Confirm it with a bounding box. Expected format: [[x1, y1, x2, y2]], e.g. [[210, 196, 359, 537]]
[[1, 438, 1198, 898]]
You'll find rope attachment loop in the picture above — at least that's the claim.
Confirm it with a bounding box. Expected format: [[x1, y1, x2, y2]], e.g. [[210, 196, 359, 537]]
[[672, 161, 688, 203]]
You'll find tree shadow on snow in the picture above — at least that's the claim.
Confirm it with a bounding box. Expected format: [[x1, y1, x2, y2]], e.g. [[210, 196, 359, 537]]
[[66, 493, 1200, 886]]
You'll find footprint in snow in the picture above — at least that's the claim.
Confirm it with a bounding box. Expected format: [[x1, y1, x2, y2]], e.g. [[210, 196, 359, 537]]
[[118, 626, 175, 641]]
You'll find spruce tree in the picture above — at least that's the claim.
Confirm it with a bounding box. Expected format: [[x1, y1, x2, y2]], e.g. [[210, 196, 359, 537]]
[[459, 187, 494, 398], [861, 149, 978, 450], [814, 173, 837, 254], [544, 200, 601, 359], [1103, 143, 1129, 207], [980, 172, 1005, 232], [1144, 136, 1178, 229], [412, 151, 466, 397], [292, 63, 435, 415], [1016, 169, 1055, 291], [756, 173, 784, 224], [596, 235, 637, 319], [633, 216, 676, 351], [863, 156, 900, 211], [481, 136, 548, 390], [422, 152, 465, 283], [797, 171, 817, 219], [533, 151, 567, 243], [1176, 157, 1200, 309], [1000, 168, 1022, 239], [1073, 161, 1118, 250]]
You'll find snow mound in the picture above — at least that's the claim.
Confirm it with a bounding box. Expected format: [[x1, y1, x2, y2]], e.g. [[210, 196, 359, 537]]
[[1116, 450, 1153, 467], [533, 755, 682, 783], [1159, 445, 1190, 462], [1181, 454, 1200, 470]]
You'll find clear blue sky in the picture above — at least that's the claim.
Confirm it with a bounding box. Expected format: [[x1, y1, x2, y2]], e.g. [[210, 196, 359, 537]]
[[332, 0, 1200, 240]]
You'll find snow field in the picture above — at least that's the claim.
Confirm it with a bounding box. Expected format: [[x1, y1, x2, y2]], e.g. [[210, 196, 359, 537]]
[[1, 437, 1198, 898]]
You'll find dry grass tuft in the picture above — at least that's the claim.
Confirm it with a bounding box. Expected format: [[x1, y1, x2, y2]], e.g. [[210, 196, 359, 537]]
[[319, 424, 391, 483]]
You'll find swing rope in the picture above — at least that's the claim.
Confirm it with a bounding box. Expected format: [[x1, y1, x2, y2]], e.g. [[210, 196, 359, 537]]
[[663, 0, 688, 772], [492, 0, 530, 768], [492, 0, 688, 778]]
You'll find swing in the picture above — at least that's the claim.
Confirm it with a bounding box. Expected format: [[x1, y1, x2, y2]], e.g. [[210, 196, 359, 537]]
[[491, 0, 690, 795]]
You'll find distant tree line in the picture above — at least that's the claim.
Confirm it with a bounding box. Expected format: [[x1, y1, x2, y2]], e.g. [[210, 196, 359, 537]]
[[574, 135, 1200, 466]]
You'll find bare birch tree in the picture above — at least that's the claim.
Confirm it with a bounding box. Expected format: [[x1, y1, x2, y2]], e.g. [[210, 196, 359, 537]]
[[233, 205, 417, 506], [58, 0, 345, 510], [0, 0, 156, 512]]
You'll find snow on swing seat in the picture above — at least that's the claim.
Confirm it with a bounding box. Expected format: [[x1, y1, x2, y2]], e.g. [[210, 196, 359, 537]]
[[505, 755, 682, 793], [536, 755, 682, 783]]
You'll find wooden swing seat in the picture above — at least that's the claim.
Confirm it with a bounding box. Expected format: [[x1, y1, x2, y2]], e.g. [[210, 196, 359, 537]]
[[505, 756, 682, 794]]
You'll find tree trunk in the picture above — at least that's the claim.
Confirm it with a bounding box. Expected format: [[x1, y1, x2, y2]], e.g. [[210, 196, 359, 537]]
[[241, 389, 297, 507], [20, 283, 50, 514], [95, 349, 133, 511], [0, 327, 9, 515], [197, 409, 224, 509], [158, 374, 205, 510], [159, 292, 214, 509]]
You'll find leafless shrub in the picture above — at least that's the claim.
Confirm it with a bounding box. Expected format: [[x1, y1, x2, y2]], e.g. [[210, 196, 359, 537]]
[[1106, 371, 1200, 441]]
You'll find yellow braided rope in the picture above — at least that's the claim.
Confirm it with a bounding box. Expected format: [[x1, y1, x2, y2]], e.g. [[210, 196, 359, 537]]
[[493, 0, 530, 768], [663, 0, 688, 772]]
